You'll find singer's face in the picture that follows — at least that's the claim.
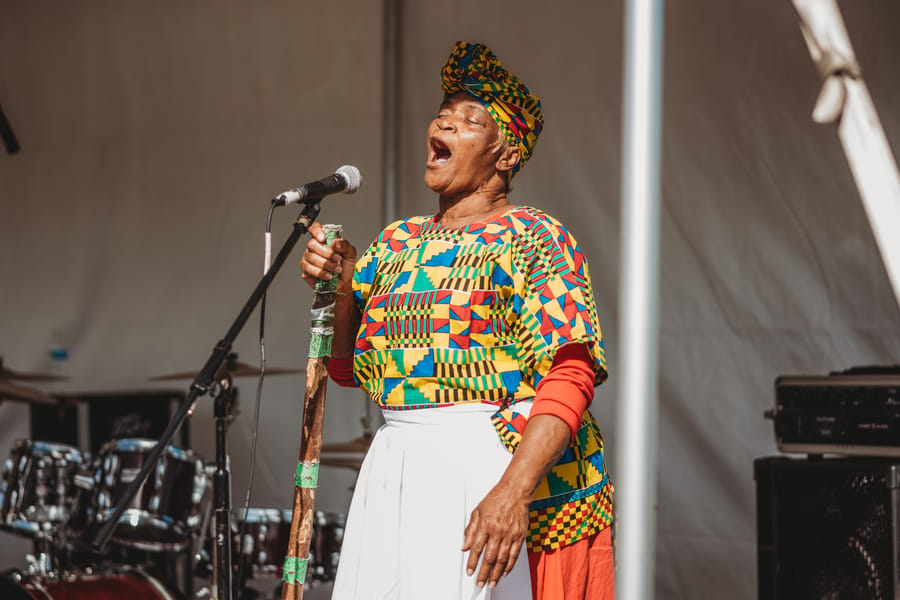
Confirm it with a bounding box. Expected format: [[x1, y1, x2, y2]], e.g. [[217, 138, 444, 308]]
[[425, 92, 503, 197]]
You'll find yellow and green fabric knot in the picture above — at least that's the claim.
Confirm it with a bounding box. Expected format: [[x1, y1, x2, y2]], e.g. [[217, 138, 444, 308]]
[[441, 40, 544, 177]]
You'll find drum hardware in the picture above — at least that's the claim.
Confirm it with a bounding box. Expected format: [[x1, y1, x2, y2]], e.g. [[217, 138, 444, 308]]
[[21, 540, 54, 578]]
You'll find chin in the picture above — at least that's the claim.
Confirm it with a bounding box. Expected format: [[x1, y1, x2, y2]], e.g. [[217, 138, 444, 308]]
[[423, 170, 446, 194]]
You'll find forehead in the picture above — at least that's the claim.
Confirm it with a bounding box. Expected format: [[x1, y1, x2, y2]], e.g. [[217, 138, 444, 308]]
[[440, 91, 489, 114]]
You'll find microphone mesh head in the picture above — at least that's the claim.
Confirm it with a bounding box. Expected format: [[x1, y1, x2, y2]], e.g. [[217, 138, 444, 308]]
[[336, 165, 362, 193]]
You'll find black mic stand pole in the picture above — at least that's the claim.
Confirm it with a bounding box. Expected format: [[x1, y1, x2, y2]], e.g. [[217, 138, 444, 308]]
[[210, 367, 236, 600], [92, 201, 323, 600]]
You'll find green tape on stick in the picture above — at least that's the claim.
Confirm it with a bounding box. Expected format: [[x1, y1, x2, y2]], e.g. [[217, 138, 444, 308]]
[[282, 555, 309, 585], [295, 461, 319, 488]]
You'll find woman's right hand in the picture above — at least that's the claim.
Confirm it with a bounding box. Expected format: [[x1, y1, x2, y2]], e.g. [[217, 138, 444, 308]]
[[300, 222, 358, 289]]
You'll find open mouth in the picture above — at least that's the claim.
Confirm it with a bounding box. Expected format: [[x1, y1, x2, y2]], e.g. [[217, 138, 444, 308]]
[[429, 138, 451, 165]]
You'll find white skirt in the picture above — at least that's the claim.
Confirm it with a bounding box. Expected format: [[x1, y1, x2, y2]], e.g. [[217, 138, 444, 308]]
[[331, 403, 532, 600]]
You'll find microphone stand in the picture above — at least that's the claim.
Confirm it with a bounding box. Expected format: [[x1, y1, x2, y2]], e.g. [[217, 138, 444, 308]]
[[92, 200, 323, 600], [211, 367, 237, 600]]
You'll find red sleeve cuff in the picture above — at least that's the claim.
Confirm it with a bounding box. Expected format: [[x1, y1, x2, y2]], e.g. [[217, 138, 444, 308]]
[[327, 356, 357, 387], [531, 344, 596, 442], [531, 382, 585, 439]]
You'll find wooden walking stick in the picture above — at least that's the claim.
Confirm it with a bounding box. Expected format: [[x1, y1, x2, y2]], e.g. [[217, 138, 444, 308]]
[[282, 224, 342, 599]]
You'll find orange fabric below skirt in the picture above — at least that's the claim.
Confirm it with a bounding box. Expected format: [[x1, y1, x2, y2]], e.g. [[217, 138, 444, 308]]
[[527, 527, 616, 600]]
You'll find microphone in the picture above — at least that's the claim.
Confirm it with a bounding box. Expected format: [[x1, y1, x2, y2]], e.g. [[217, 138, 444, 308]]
[[273, 165, 362, 206]]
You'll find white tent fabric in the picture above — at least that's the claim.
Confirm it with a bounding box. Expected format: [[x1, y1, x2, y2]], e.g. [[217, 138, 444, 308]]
[[1, 2, 899, 598]]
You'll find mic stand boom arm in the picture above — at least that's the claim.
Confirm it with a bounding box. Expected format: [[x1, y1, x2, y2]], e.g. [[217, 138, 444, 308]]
[[91, 201, 323, 600]]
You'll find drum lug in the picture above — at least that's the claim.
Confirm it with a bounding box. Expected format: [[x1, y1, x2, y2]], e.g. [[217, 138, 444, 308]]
[[25, 549, 54, 577], [72, 473, 93, 490]]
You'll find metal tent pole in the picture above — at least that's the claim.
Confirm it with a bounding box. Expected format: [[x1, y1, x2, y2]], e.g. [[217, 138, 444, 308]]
[[616, 0, 665, 598], [382, 0, 402, 226]]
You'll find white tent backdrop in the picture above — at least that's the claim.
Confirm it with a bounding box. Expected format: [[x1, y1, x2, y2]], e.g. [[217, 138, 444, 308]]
[[1, 2, 899, 598]]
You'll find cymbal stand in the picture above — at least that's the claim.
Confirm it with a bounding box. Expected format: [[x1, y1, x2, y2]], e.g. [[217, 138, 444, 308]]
[[91, 200, 323, 600]]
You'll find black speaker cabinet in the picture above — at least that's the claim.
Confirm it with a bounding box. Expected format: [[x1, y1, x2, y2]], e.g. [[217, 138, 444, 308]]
[[30, 389, 189, 455], [755, 456, 900, 600]]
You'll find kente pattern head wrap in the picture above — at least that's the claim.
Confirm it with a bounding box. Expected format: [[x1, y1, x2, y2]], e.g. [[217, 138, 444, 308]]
[[441, 41, 543, 177]]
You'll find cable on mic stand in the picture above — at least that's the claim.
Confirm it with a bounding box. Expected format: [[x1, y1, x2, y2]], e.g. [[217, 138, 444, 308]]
[[232, 202, 278, 596]]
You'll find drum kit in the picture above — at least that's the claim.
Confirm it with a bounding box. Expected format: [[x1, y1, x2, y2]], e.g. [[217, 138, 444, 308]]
[[0, 358, 368, 600]]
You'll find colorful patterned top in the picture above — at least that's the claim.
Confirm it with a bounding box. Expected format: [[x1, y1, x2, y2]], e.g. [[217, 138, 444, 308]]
[[350, 205, 613, 551]]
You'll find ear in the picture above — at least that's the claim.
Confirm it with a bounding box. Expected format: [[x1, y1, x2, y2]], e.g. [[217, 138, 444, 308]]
[[495, 145, 521, 174]]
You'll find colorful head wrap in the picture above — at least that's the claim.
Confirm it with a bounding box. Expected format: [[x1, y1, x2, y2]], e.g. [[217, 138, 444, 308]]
[[441, 41, 543, 177]]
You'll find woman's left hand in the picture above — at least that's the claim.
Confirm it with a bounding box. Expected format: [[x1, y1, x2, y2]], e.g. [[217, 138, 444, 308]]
[[462, 481, 530, 589], [461, 413, 573, 589]]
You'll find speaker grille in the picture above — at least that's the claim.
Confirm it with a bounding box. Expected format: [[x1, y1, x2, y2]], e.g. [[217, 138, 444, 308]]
[[755, 457, 899, 600]]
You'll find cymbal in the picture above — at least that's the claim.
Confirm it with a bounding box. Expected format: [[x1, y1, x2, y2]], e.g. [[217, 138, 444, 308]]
[[321, 434, 373, 454], [0, 358, 67, 382], [150, 359, 303, 381], [0, 380, 56, 405], [319, 454, 364, 470]]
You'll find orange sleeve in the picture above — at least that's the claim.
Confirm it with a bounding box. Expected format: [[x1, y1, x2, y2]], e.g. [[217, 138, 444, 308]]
[[327, 355, 357, 387], [530, 343, 595, 442]]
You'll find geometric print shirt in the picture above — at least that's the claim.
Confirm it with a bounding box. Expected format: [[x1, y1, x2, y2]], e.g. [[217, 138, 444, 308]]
[[351, 205, 613, 550]]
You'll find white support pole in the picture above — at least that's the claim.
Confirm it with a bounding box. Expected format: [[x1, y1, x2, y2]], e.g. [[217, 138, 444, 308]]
[[616, 0, 665, 598]]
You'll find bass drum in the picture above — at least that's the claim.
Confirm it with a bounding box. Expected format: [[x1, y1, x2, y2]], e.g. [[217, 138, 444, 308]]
[[0, 568, 185, 600]]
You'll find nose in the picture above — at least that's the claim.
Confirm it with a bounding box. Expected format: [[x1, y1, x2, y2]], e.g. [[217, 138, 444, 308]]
[[435, 115, 455, 131]]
